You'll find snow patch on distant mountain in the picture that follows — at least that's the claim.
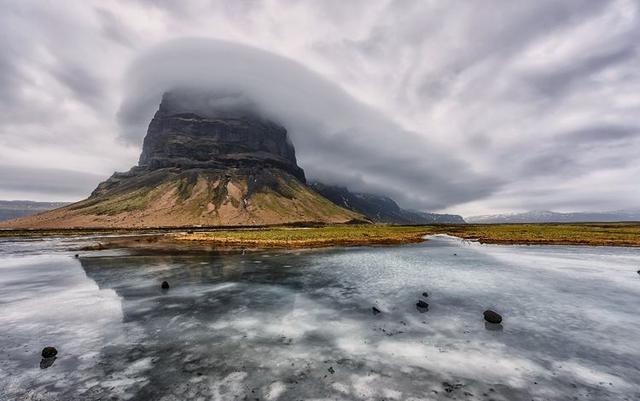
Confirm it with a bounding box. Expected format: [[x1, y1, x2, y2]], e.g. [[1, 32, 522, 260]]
[[467, 210, 640, 224]]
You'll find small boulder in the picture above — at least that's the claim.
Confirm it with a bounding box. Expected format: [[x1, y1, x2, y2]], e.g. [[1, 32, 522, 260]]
[[74, 254, 79, 258], [416, 300, 429, 309], [161, 281, 170, 290], [41, 346, 58, 358], [483, 310, 502, 324], [328, 366, 335, 374], [372, 306, 381, 315], [637, 270, 640, 275], [422, 292, 429, 298]]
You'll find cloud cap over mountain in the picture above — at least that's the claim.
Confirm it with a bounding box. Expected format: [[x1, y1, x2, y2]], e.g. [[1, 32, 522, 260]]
[[118, 38, 501, 210]]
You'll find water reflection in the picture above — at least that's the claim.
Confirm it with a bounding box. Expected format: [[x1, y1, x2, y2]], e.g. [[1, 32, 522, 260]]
[[1, 239, 640, 400], [39, 357, 56, 369], [484, 322, 504, 332]]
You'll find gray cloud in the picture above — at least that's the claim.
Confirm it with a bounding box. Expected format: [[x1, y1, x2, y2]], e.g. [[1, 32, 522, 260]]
[[118, 38, 502, 210], [94, 7, 137, 48], [51, 64, 105, 109], [562, 125, 639, 143], [0, 165, 107, 200], [0, 0, 638, 214]]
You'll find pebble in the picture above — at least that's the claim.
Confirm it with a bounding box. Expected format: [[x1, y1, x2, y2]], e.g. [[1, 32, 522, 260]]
[[416, 300, 429, 309], [483, 310, 503, 324]]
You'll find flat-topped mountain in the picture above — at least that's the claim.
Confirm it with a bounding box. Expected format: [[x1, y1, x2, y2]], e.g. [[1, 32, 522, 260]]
[[135, 91, 305, 181], [2, 92, 361, 228]]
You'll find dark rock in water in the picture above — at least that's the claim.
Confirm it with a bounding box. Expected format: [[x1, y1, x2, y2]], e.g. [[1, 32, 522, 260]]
[[328, 366, 335, 374], [416, 300, 429, 308], [372, 306, 381, 315], [637, 270, 640, 275], [422, 292, 429, 298], [74, 254, 79, 258], [442, 382, 463, 393], [484, 321, 504, 331], [40, 357, 56, 369], [41, 346, 57, 358], [161, 281, 170, 290], [483, 310, 502, 324]]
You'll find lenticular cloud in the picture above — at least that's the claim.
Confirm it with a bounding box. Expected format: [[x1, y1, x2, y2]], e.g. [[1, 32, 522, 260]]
[[118, 38, 500, 210]]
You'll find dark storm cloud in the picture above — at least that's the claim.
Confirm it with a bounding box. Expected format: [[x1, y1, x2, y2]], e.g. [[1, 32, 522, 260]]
[[117, 38, 502, 209]]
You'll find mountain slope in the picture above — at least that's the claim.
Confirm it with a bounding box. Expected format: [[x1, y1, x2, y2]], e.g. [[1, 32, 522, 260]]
[[1, 92, 361, 228], [310, 182, 465, 224], [5, 169, 359, 228]]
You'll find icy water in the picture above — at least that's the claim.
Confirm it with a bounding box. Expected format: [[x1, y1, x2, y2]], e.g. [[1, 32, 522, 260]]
[[1, 236, 640, 401]]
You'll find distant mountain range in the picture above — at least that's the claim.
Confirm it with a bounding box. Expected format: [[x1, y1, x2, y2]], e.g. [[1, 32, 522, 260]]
[[466, 210, 640, 224], [310, 182, 465, 224], [0, 200, 70, 222]]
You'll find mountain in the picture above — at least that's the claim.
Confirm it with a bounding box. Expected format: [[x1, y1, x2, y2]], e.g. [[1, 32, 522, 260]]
[[310, 182, 465, 224], [466, 210, 640, 224], [0, 201, 70, 222], [1, 92, 361, 228]]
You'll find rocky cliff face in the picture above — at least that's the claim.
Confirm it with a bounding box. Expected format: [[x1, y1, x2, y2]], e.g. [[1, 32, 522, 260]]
[[3, 92, 360, 228], [90, 91, 306, 200], [137, 91, 305, 181]]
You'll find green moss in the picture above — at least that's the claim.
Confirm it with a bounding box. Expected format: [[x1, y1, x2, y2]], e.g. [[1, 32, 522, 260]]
[[87, 186, 158, 215], [210, 176, 230, 209], [177, 173, 198, 200]]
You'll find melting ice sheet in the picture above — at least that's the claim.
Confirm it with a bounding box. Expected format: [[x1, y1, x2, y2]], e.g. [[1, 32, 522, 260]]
[[1, 236, 639, 400]]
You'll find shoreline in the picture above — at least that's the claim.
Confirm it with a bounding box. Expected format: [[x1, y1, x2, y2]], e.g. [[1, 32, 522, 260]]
[[2, 223, 640, 250]]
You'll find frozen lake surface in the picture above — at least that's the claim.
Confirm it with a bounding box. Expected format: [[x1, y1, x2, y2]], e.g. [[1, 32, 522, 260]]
[[1, 235, 639, 400]]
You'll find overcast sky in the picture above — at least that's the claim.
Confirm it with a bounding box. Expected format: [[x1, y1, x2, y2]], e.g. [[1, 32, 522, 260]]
[[1, 0, 639, 216]]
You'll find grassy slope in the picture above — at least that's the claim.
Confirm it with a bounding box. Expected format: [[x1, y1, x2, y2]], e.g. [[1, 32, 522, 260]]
[[0, 170, 362, 228]]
